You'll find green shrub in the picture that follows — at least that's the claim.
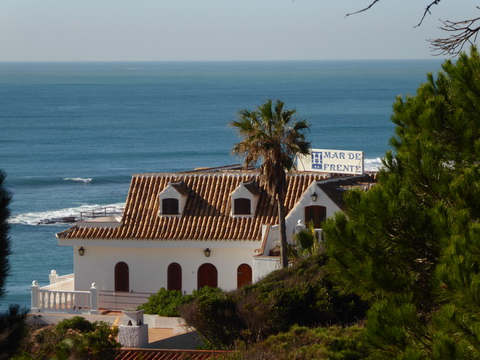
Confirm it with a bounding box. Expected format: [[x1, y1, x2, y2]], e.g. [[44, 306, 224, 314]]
[[139, 288, 191, 317], [181, 289, 243, 349], [14, 316, 120, 360], [227, 325, 367, 360], [0, 305, 28, 359], [54, 316, 95, 334], [181, 254, 368, 349], [190, 286, 223, 301], [139, 287, 223, 317]]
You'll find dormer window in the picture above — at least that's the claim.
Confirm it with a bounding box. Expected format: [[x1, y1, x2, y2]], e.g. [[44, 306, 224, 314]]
[[162, 198, 179, 215], [234, 198, 251, 215], [159, 180, 189, 217], [231, 180, 259, 217]]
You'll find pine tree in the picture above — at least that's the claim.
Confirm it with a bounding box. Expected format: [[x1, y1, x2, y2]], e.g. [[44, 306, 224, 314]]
[[0, 171, 11, 298], [0, 171, 27, 359], [324, 47, 480, 358]]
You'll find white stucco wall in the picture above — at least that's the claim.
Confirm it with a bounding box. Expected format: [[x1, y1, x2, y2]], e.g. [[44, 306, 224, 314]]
[[253, 256, 280, 283], [260, 182, 342, 253], [285, 182, 341, 240], [68, 241, 260, 294]]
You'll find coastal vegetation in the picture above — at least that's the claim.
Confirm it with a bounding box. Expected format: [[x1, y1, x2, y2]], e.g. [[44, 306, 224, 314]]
[[324, 46, 480, 358], [225, 325, 367, 360], [231, 99, 311, 268], [139, 286, 222, 317], [0, 171, 27, 359], [179, 253, 367, 349], [14, 316, 120, 360], [0, 171, 11, 299]]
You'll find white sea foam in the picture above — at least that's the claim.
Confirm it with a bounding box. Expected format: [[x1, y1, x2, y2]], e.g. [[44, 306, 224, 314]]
[[8, 203, 125, 226], [63, 177, 93, 183], [364, 157, 383, 172]]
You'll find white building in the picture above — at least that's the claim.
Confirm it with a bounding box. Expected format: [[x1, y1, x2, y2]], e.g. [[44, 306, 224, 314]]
[[33, 166, 375, 313]]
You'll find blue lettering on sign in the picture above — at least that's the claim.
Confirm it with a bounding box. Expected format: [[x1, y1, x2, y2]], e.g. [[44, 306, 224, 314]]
[[311, 151, 322, 169], [324, 151, 345, 159]]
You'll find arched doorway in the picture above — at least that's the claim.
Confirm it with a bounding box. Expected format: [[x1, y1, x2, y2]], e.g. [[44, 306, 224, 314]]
[[168, 263, 182, 291], [304, 205, 327, 228], [115, 262, 129, 292], [197, 263, 218, 289], [237, 264, 252, 288]]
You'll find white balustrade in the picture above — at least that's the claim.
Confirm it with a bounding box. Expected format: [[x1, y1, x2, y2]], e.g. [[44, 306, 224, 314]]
[[31, 281, 98, 314]]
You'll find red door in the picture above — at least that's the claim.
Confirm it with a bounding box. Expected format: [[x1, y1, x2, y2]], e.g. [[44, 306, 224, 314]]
[[304, 206, 327, 228], [115, 262, 129, 292], [168, 263, 182, 291], [197, 263, 218, 289], [237, 264, 252, 288]]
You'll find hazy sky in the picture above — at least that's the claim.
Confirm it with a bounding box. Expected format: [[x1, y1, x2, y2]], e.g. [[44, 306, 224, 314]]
[[1, 0, 475, 61]]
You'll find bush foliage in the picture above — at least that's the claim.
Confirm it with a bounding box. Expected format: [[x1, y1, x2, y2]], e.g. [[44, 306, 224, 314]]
[[14, 316, 121, 360], [180, 253, 367, 349], [0, 305, 28, 360], [139, 286, 223, 317], [138, 288, 190, 317], [324, 47, 480, 358], [226, 325, 367, 360]]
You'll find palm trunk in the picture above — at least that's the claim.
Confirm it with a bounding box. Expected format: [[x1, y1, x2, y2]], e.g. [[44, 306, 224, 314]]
[[277, 195, 288, 268]]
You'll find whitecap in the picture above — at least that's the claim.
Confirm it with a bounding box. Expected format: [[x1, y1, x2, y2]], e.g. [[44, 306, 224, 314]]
[[63, 177, 93, 183], [364, 157, 384, 172], [8, 203, 125, 226]]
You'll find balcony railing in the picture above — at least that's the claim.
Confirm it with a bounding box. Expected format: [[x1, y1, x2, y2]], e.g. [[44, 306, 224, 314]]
[[98, 290, 153, 311], [31, 270, 154, 314], [79, 206, 123, 221], [31, 281, 98, 315]]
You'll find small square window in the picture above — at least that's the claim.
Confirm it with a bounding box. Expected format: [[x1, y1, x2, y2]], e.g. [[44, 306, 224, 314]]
[[234, 198, 251, 215], [162, 198, 179, 215]]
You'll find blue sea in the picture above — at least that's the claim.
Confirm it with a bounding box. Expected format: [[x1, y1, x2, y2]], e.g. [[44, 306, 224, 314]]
[[0, 60, 444, 311]]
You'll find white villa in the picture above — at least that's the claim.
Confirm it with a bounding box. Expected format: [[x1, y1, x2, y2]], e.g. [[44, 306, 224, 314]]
[[31, 165, 376, 314]]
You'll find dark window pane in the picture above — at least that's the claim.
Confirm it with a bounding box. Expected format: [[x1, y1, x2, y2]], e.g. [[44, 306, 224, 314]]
[[115, 262, 129, 292], [168, 263, 182, 291], [234, 198, 251, 215], [304, 206, 327, 228], [163, 198, 179, 215]]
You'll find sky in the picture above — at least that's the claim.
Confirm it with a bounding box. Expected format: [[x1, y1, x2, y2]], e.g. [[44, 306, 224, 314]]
[[1, 0, 476, 61]]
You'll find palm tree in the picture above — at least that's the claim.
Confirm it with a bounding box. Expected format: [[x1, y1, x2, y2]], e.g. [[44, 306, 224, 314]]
[[231, 99, 310, 268]]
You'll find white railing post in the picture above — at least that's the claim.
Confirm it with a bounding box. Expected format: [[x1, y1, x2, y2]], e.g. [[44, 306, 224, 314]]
[[49, 270, 58, 285], [31, 281, 39, 312], [90, 283, 98, 314]]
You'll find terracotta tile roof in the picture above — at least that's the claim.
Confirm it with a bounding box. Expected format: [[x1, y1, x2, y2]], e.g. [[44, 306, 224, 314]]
[[242, 179, 260, 196], [57, 170, 375, 242], [115, 348, 233, 360], [170, 180, 190, 196]]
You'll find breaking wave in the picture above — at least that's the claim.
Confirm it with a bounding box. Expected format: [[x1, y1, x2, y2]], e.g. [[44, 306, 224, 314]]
[[63, 177, 93, 183], [364, 157, 383, 172], [8, 203, 125, 226]]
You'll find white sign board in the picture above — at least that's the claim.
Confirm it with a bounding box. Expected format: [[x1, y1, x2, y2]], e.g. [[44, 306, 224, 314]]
[[297, 148, 364, 175]]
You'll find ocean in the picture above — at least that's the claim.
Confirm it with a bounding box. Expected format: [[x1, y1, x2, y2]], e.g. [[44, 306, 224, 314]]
[[0, 60, 444, 311]]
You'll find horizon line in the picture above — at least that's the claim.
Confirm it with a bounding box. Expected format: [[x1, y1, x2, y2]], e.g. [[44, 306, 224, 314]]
[[0, 58, 448, 64]]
